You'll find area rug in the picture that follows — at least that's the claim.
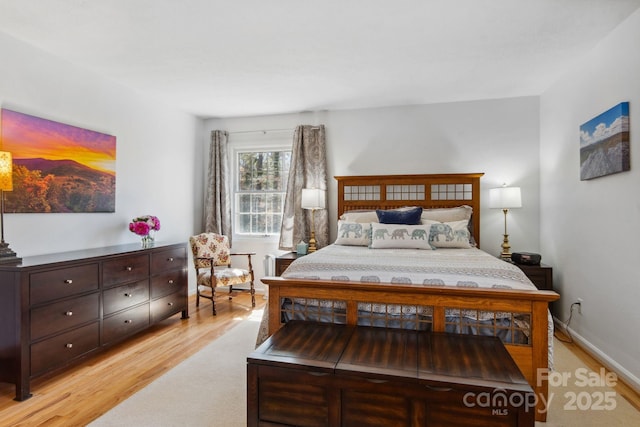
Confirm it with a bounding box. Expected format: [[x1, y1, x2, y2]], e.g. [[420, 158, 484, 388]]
[[88, 311, 262, 427], [537, 337, 640, 426], [90, 316, 639, 426]]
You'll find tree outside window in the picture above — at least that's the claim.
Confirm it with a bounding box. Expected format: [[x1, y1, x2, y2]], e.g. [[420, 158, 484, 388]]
[[235, 150, 291, 236]]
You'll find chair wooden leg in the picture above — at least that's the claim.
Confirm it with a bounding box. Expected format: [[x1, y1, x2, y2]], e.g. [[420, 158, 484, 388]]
[[196, 290, 200, 307], [228, 285, 233, 300], [250, 280, 256, 307]]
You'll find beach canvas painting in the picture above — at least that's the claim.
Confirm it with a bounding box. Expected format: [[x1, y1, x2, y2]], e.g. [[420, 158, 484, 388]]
[[579, 102, 630, 180], [0, 109, 116, 213]]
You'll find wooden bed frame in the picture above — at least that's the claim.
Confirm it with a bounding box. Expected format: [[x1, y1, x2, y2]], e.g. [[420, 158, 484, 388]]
[[261, 173, 559, 422]]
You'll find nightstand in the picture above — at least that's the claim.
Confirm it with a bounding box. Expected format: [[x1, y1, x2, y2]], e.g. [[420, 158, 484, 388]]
[[514, 263, 553, 291], [275, 252, 304, 276]]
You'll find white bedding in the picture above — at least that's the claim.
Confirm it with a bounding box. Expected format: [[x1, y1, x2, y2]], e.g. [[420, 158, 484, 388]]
[[283, 244, 537, 291]]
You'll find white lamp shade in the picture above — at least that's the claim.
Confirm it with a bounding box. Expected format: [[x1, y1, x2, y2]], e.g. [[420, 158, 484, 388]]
[[301, 188, 326, 210], [489, 187, 522, 209]]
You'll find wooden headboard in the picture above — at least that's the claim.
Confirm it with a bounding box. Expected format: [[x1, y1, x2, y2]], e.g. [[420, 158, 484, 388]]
[[334, 173, 484, 246]]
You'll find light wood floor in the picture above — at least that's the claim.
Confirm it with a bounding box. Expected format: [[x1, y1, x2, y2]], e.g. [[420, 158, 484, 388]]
[[0, 292, 265, 427], [1, 294, 637, 427]]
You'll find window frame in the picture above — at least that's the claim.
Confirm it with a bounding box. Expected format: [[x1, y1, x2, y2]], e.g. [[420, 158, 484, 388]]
[[229, 137, 292, 242]]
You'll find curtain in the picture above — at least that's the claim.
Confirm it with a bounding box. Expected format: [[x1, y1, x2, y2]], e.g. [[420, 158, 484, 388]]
[[279, 125, 328, 250], [204, 130, 232, 244]]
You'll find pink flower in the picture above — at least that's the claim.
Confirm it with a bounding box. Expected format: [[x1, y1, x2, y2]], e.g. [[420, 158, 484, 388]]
[[129, 215, 160, 236]]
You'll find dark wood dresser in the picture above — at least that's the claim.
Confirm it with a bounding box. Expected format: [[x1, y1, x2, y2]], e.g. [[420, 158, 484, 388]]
[[247, 321, 535, 427], [0, 242, 188, 401]]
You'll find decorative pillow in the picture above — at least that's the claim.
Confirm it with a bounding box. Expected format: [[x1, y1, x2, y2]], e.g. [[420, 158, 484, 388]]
[[423, 219, 472, 248], [421, 205, 475, 246], [369, 223, 433, 249], [376, 206, 423, 225], [339, 210, 379, 223], [335, 220, 371, 246]]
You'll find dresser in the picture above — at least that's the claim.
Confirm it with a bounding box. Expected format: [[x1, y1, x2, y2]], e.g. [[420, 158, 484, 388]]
[[0, 242, 188, 401], [247, 321, 535, 427]]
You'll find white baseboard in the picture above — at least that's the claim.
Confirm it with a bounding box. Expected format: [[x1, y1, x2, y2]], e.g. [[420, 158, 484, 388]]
[[553, 316, 640, 394]]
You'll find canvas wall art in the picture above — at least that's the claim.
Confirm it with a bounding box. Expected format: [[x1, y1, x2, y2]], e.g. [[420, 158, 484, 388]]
[[0, 108, 116, 213], [579, 102, 630, 180]]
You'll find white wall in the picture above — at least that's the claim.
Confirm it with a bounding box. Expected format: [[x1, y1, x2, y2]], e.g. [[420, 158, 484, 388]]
[[0, 32, 201, 273], [208, 97, 542, 292], [540, 9, 640, 387]]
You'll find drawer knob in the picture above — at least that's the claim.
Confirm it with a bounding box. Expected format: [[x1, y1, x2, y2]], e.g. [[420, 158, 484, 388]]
[[64, 279, 73, 284], [168, 279, 174, 284], [168, 257, 174, 262], [65, 311, 73, 316], [65, 343, 73, 349], [167, 302, 174, 306], [126, 266, 133, 271], [124, 319, 133, 324], [124, 293, 133, 298]]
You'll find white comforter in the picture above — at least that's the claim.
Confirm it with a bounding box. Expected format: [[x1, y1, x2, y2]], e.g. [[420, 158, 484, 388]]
[[283, 244, 537, 291]]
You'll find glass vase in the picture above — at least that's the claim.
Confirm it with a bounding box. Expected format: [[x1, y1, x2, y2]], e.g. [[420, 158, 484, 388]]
[[141, 234, 154, 248]]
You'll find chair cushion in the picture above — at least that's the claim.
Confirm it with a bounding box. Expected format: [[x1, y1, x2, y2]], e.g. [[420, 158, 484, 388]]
[[196, 267, 252, 288]]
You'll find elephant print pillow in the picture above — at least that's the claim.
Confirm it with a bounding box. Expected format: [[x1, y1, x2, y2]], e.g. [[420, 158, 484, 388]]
[[369, 223, 433, 250], [422, 220, 472, 248], [334, 220, 372, 246]]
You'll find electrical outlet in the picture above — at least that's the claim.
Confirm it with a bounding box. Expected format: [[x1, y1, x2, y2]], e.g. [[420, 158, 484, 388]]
[[577, 298, 584, 314]]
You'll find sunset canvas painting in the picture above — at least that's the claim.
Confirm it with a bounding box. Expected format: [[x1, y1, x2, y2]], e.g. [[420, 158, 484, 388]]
[[0, 108, 116, 213]]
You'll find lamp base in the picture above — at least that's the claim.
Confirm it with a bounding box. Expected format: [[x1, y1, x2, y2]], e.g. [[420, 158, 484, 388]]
[[0, 241, 21, 263], [308, 231, 317, 253], [499, 234, 512, 260]]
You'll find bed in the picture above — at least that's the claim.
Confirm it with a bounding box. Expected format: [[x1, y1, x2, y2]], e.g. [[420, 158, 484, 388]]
[[260, 173, 559, 422]]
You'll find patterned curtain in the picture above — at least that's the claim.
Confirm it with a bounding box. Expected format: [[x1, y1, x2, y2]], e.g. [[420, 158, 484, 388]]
[[204, 130, 232, 245], [279, 125, 328, 250]]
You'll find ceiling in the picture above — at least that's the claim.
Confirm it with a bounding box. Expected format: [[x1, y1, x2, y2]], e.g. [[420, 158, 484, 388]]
[[1, 0, 639, 119]]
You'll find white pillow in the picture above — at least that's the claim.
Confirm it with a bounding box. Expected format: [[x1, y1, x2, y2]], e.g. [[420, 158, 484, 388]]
[[369, 223, 433, 249], [421, 205, 472, 223], [339, 210, 379, 223], [423, 219, 472, 248], [335, 221, 371, 246]]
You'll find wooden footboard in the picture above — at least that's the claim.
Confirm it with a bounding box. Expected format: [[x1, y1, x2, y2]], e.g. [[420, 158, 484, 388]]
[[262, 277, 559, 423]]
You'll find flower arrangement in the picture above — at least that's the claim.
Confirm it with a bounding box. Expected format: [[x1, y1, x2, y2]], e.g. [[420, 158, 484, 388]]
[[129, 215, 161, 237]]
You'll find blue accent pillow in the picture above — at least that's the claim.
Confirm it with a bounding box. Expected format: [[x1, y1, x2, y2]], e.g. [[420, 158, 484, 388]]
[[376, 206, 423, 225]]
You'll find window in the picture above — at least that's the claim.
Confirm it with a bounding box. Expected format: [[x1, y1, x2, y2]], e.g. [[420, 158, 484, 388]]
[[235, 150, 291, 236]]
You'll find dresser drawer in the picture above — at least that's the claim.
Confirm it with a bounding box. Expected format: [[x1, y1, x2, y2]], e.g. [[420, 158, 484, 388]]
[[30, 264, 99, 305], [103, 254, 149, 287], [102, 303, 150, 345], [151, 291, 187, 322], [31, 322, 100, 376], [151, 247, 187, 273], [103, 279, 150, 315], [31, 293, 100, 341], [150, 269, 186, 299]]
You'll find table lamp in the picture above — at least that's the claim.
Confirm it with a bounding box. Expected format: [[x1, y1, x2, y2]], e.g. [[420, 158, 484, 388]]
[[489, 185, 521, 260], [0, 151, 20, 263], [301, 188, 325, 253]]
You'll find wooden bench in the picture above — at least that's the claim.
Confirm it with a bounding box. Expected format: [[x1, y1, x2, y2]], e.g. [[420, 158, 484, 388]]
[[247, 321, 535, 427]]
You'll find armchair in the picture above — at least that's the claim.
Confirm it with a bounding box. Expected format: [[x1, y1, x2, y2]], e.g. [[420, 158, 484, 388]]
[[189, 233, 256, 315]]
